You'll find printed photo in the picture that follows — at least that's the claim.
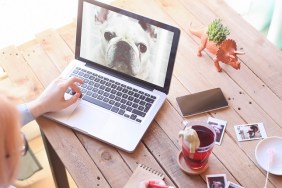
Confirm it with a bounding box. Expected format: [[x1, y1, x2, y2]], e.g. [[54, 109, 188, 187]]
[[234, 123, 267, 141], [206, 174, 227, 188], [207, 117, 227, 145], [226, 181, 244, 188]]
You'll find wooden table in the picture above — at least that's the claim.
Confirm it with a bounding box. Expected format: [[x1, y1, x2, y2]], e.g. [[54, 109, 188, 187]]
[[1, 0, 282, 187]]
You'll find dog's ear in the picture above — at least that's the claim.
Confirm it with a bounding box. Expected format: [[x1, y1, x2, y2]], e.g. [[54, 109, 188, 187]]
[[138, 20, 158, 40], [95, 8, 109, 23]]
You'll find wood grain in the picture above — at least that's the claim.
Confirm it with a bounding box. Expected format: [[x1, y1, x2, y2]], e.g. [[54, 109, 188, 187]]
[[1, 0, 281, 187]]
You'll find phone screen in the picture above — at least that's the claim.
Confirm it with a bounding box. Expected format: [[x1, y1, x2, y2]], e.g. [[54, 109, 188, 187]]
[[176, 88, 228, 117]]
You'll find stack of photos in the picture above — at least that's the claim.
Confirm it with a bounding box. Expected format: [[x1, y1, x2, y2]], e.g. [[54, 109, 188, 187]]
[[206, 174, 244, 188]]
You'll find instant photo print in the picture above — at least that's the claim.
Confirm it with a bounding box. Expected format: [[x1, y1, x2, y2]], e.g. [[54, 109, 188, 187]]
[[234, 123, 267, 142], [206, 174, 228, 188], [207, 117, 227, 145], [226, 181, 244, 188]]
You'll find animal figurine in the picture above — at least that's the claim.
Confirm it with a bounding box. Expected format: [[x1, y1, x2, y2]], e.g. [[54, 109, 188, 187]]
[[190, 19, 245, 72], [179, 126, 200, 157]]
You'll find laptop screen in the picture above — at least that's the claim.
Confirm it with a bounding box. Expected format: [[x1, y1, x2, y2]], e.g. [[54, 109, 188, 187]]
[[76, 0, 180, 94]]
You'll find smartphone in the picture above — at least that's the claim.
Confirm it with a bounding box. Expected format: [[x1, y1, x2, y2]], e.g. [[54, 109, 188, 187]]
[[176, 88, 228, 117]]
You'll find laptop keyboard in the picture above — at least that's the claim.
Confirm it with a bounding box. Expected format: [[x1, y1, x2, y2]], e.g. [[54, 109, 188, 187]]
[[66, 67, 156, 123]]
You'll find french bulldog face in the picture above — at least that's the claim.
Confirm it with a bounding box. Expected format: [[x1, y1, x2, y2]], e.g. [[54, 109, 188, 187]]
[[95, 9, 157, 77]]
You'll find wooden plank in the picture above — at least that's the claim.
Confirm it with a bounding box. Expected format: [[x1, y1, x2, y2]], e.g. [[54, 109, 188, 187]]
[[111, 1, 242, 186], [41, 132, 70, 188], [196, 0, 282, 98], [111, 1, 266, 187], [175, 31, 282, 134], [36, 29, 74, 72], [57, 21, 77, 53], [156, 100, 272, 187], [76, 122, 205, 187], [76, 130, 177, 187], [76, 133, 133, 188], [37, 117, 111, 188], [18, 39, 61, 88], [177, 0, 282, 100], [117, 0, 282, 134], [136, 1, 282, 132], [158, 1, 282, 187], [119, 140, 177, 186], [53, 8, 210, 187], [51, 4, 282, 185], [179, 0, 282, 127], [111, 0, 282, 187], [142, 121, 207, 187], [0, 46, 43, 101], [172, 12, 282, 188], [172, 16, 282, 188], [132, 0, 282, 128], [136, 0, 282, 141], [0, 76, 23, 104], [52, 5, 203, 187], [0, 66, 8, 80], [5, 0, 279, 188]]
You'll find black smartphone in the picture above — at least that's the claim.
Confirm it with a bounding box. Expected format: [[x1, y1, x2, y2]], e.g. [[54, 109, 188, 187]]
[[176, 88, 228, 117]]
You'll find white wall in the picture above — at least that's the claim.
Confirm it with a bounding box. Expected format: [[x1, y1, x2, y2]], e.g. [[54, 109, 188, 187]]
[[0, 0, 113, 49]]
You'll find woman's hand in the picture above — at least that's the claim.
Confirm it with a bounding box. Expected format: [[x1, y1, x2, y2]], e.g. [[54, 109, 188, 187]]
[[139, 179, 166, 188], [27, 76, 83, 118]]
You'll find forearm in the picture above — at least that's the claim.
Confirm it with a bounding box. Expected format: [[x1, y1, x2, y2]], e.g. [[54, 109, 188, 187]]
[[17, 103, 35, 126], [17, 76, 83, 126], [25, 99, 46, 119], [17, 98, 51, 126]]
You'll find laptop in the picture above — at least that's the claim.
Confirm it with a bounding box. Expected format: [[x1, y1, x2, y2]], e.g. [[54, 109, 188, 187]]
[[45, 0, 180, 152]]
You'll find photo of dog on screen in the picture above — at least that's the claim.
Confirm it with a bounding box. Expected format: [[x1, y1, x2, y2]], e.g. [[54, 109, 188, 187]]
[[94, 8, 157, 82], [80, 3, 173, 86]]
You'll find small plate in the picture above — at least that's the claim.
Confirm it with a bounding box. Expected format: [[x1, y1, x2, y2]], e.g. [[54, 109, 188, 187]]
[[177, 151, 208, 175], [255, 136, 282, 175]]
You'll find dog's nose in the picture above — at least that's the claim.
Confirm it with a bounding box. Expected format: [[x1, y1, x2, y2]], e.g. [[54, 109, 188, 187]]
[[116, 41, 131, 51], [113, 41, 133, 75], [115, 41, 132, 62]]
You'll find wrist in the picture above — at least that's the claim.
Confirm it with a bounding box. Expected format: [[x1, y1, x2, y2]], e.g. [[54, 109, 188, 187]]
[[26, 99, 46, 118]]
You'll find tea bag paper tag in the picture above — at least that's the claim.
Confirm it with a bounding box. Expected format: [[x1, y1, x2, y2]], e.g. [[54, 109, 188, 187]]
[[179, 127, 200, 154]]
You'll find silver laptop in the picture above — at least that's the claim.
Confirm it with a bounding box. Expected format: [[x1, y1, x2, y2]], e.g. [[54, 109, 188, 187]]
[[45, 0, 180, 152]]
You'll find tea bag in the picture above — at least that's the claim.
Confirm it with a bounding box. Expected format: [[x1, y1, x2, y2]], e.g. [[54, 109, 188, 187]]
[[179, 126, 200, 157]]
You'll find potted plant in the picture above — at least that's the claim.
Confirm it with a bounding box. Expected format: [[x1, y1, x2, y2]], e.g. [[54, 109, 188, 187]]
[[190, 19, 244, 72], [207, 19, 230, 46]]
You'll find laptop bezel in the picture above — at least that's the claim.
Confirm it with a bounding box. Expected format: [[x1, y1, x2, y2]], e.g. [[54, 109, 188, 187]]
[[75, 0, 180, 94]]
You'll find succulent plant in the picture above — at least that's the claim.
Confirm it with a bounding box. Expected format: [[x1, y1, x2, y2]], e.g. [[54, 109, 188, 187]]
[[207, 19, 230, 45]]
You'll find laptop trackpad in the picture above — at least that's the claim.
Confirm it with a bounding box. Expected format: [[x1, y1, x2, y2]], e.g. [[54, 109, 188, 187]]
[[44, 99, 79, 122], [67, 102, 111, 134], [65, 102, 142, 152]]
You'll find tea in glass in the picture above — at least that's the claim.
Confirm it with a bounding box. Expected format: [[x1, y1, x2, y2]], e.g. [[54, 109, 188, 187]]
[[181, 121, 216, 169]]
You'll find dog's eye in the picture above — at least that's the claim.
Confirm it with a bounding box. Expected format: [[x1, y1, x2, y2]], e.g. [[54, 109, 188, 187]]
[[137, 43, 147, 53], [104, 32, 115, 41]]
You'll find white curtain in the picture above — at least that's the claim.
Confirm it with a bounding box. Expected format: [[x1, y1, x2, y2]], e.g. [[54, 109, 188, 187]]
[[225, 0, 282, 49]]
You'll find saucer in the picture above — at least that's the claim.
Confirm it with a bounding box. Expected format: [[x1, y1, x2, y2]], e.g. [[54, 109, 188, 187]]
[[177, 151, 208, 175], [255, 136, 282, 175]]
